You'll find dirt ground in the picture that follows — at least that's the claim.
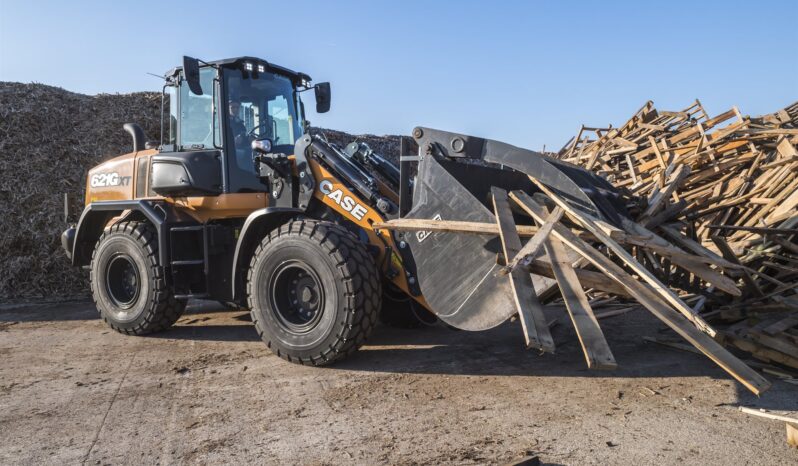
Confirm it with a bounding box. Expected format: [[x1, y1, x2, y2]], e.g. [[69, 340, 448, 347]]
[[1, 300, 796, 465]]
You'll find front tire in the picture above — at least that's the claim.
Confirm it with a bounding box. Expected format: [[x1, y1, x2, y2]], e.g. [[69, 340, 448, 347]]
[[247, 220, 381, 365], [90, 221, 186, 334]]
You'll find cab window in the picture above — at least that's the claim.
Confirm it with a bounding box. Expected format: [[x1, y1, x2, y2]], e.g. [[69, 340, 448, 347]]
[[179, 67, 220, 149]]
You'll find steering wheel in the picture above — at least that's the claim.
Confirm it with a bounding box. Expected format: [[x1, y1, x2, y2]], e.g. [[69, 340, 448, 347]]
[[247, 121, 281, 145], [247, 121, 270, 138]]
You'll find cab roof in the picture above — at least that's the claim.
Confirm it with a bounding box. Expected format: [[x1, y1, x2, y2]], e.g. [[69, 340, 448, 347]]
[[167, 56, 312, 83]]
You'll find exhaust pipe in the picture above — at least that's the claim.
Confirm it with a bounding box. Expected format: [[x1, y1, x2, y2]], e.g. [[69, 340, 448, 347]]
[[123, 123, 146, 152]]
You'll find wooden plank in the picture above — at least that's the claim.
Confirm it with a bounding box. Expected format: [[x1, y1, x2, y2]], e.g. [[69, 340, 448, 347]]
[[491, 187, 554, 352], [544, 236, 617, 370], [772, 235, 798, 255], [777, 137, 798, 158], [707, 224, 798, 235], [526, 180, 720, 334], [763, 316, 798, 336], [768, 187, 798, 223], [373, 218, 601, 241], [373, 218, 631, 242], [509, 191, 770, 395], [641, 199, 687, 229], [738, 407, 798, 424], [506, 207, 563, 271], [788, 423, 798, 448], [621, 219, 742, 296], [373, 218, 538, 236], [642, 164, 690, 218], [721, 333, 798, 370], [524, 260, 631, 297], [660, 225, 741, 269], [749, 331, 798, 359]]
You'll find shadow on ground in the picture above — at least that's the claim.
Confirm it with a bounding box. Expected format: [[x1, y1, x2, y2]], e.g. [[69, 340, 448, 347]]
[[3, 299, 797, 413]]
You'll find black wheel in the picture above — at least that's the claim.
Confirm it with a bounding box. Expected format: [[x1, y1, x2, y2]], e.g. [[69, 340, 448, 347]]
[[247, 219, 381, 365], [90, 221, 186, 334], [379, 282, 438, 329]]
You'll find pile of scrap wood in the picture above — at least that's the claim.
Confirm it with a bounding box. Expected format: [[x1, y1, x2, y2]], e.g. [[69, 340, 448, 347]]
[[555, 99, 798, 371]]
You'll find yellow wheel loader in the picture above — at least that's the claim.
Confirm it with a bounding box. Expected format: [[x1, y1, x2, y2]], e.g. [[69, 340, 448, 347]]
[[61, 56, 626, 365]]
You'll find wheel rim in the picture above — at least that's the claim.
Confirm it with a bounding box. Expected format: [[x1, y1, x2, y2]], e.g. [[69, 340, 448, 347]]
[[268, 260, 325, 334], [105, 254, 141, 309]]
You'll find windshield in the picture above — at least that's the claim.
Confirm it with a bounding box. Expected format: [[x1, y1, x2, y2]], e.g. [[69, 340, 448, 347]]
[[224, 67, 303, 192], [225, 69, 302, 152]]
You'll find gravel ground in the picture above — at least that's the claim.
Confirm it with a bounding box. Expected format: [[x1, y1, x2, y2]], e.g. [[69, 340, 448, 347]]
[[1, 300, 796, 465]]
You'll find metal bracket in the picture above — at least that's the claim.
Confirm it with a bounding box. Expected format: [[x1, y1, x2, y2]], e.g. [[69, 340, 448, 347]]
[[292, 135, 316, 210]]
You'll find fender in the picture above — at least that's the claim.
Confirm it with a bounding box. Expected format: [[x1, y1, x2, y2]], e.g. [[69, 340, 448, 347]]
[[230, 207, 304, 302], [71, 200, 177, 267]]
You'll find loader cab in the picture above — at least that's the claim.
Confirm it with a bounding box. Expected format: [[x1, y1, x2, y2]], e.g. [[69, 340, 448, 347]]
[[160, 56, 325, 194]]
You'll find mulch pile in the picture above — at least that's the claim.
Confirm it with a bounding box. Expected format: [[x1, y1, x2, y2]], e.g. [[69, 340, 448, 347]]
[[311, 127, 401, 163], [0, 83, 162, 300]]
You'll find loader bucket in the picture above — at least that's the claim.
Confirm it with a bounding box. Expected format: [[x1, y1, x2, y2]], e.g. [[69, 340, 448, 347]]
[[402, 127, 628, 331]]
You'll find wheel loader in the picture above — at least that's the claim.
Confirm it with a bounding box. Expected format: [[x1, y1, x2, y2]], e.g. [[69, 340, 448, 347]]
[[60, 55, 633, 365]]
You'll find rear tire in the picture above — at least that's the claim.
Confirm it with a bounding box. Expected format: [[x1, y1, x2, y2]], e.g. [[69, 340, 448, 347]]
[[90, 221, 186, 335], [247, 220, 381, 365]]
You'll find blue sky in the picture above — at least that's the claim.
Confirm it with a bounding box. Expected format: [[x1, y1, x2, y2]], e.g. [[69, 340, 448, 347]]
[[1, 0, 796, 150]]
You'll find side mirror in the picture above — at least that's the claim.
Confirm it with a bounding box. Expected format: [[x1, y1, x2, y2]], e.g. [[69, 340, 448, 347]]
[[251, 138, 273, 154], [183, 56, 203, 96], [314, 82, 331, 113]]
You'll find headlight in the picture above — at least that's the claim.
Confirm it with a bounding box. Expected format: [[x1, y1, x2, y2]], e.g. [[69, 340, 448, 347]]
[[251, 138, 273, 154]]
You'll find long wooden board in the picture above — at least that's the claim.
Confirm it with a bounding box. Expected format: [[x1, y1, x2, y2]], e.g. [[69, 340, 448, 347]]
[[491, 187, 555, 352], [509, 190, 770, 395], [622, 219, 741, 296], [544, 236, 616, 370], [373, 218, 542, 236], [738, 407, 798, 424], [372, 219, 626, 242]]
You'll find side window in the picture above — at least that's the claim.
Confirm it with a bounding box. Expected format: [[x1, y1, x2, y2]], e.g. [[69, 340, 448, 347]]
[[179, 67, 219, 149]]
